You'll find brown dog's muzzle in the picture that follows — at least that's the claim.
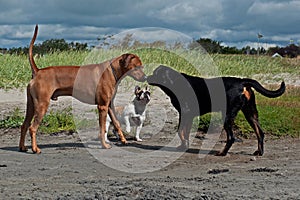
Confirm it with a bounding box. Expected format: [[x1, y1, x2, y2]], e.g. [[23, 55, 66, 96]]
[[128, 66, 147, 82]]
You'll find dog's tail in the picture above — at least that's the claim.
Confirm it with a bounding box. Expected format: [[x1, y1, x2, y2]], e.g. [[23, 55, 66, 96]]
[[243, 78, 285, 98], [29, 24, 39, 78]]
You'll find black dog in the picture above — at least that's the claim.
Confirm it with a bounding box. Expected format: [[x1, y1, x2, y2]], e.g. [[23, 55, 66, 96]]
[[147, 65, 285, 156]]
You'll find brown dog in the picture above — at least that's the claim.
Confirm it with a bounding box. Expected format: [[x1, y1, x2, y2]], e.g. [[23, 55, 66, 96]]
[[19, 25, 147, 153]]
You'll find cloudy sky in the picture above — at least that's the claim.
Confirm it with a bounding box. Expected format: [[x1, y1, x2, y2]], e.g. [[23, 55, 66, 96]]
[[0, 0, 299, 49]]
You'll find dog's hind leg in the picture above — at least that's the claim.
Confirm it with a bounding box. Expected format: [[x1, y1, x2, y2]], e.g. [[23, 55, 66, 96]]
[[217, 104, 242, 156], [29, 100, 50, 154], [98, 105, 112, 149], [242, 97, 264, 156], [19, 87, 34, 152], [177, 120, 192, 151], [108, 107, 127, 144]]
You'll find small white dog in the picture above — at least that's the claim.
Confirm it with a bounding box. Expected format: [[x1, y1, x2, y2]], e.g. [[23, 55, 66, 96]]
[[105, 86, 151, 142]]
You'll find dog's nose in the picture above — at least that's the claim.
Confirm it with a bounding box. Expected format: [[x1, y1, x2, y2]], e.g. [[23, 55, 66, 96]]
[[143, 75, 148, 81]]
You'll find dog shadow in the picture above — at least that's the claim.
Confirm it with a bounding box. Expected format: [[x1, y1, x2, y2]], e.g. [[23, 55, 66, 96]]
[[123, 142, 219, 155], [1, 138, 218, 156], [0, 142, 85, 153]]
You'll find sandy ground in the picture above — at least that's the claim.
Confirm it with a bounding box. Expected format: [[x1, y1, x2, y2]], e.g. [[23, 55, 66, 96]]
[[0, 88, 299, 199]]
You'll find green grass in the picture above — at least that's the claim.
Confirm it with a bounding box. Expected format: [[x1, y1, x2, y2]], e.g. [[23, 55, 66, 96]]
[[0, 50, 299, 137], [213, 54, 300, 76], [0, 51, 88, 89], [0, 107, 24, 128], [39, 107, 76, 134], [0, 107, 76, 134]]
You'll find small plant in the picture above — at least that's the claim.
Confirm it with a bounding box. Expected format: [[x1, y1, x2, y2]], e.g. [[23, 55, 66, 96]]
[[39, 107, 76, 134], [0, 107, 77, 134], [0, 108, 24, 128]]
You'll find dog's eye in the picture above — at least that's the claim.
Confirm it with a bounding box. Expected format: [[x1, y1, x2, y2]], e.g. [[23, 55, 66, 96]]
[[134, 66, 143, 70]]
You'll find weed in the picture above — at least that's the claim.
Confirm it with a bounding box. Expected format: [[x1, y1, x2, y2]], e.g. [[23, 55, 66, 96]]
[[0, 108, 24, 128], [39, 107, 76, 134], [0, 107, 77, 134]]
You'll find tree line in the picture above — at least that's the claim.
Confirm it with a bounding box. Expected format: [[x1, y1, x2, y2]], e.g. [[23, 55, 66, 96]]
[[194, 38, 299, 57], [0, 39, 88, 55], [1, 36, 299, 58]]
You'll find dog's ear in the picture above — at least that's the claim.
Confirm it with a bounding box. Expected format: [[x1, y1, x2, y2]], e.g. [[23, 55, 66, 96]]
[[153, 65, 167, 75], [119, 54, 134, 68], [145, 86, 150, 92], [135, 86, 141, 95]]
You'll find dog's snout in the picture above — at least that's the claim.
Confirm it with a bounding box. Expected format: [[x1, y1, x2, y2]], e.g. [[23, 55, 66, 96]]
[[142, 75, 147, 82]]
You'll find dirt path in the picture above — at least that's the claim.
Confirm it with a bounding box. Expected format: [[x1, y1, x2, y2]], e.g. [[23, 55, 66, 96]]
[[0, 88, 299, 199]]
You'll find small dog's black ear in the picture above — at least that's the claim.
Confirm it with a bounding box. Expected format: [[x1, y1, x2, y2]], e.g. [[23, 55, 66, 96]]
[[135, 86, 141, 94], [145, 86, 150, 92]]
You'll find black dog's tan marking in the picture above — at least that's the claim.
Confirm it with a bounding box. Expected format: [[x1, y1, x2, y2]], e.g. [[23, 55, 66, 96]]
[[147, 65, 285, 156], [242, 87, 251, 100]]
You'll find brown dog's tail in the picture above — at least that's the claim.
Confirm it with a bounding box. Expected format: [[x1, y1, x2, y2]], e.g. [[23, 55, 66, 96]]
[[243, 78, 285, 98], [29, 24, 39, 78]]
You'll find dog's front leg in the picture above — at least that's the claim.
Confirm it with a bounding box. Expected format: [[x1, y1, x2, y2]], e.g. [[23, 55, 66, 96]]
[[108, 108, 127, 144], [135, 115, 145, 141], [104, 116, 111, 143], [98, 105, 111, 149], [177, 127, 189, 151], [124, 116, 131, 133], [135, 124, 143, 142]]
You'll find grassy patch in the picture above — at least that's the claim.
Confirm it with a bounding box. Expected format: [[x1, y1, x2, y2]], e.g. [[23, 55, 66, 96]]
[[0, 107, 76, 134], [0, 108, 24, 128], [0, 51, 87, 89], [39, 107, 76, 134], [213, 54, 300, 77]]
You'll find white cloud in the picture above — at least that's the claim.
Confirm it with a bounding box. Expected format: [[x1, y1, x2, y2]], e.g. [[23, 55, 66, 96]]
[[0, 0, 299, 48]]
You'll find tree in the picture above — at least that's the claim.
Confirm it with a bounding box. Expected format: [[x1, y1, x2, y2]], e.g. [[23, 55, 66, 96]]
[[195, 38, 222, 53], [267, 44, 300, 58], [40, 39, 69, 53]]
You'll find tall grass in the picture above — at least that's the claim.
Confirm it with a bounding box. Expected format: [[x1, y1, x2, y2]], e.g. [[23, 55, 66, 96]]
[[213, 54, 300, 77], [0, 54, 30, 89], [1, 50, 299, 89], [0, 51, 88, 89]]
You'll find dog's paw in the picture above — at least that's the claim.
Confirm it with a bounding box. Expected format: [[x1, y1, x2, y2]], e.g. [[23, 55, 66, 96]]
[[19, 146, 28, 152], [176, 140, 189, 151], [121, 138, 128, 145], [102, 143, 112, 149], [135, 137, 143, 142], [32, 147, 41, 154], [253, 150, 263, 156], [125, 128, 131, 133], [215, 151, 227, 156], [176, 144, 188, 151]]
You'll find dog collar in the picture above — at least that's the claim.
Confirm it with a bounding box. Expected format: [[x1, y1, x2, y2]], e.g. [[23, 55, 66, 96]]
[[109, 61, 118, 82]]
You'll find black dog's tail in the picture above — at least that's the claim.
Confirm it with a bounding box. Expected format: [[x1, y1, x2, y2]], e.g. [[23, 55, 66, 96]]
[[243, 78, 286, 98]]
